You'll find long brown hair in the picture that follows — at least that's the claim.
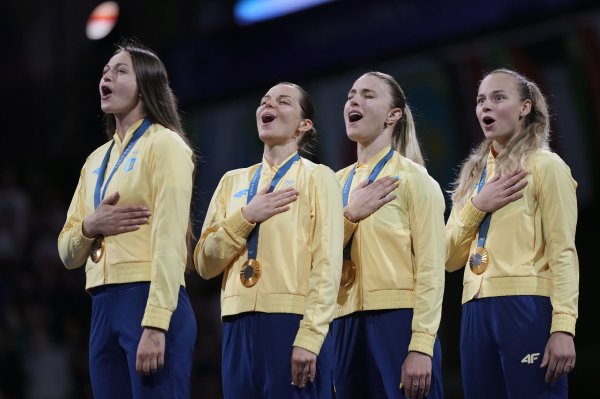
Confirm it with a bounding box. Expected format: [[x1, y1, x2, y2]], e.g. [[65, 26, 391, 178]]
[[450, 68, 550, 207]]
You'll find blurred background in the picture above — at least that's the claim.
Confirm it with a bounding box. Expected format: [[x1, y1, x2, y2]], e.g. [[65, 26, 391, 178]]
[[1, 0, 598, 398]]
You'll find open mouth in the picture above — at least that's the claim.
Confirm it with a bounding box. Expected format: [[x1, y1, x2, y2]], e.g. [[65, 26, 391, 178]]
[[482, 116, 495, 126], [261, 113, 275, 123], [348, 111, 363, 122], [100, 85, 112, 97]]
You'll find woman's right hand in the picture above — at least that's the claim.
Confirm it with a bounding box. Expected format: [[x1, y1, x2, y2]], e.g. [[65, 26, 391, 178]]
[[472, 170, 528, 213], [241, 187, 299, 224], [82, 192, 151, 237], [344, 176, 398, 223]]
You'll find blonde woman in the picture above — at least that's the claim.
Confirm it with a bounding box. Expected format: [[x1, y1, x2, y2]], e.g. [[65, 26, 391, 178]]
[[333, 72, 445, 399], [446, 68, 578, 398]]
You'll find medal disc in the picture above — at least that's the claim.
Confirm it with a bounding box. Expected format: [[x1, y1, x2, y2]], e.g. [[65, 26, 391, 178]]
[[340, 259, 356, 288], [240, 259, 261, 287], [468, 247, 489, 275], [90, 237, 105, 263]]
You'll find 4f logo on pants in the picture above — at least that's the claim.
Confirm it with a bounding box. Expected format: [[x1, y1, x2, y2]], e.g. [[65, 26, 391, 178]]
[[521, 353, 540, 364]]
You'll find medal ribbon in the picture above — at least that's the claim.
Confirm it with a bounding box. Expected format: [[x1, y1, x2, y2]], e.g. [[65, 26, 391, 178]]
[[94, 118, 152, 209], [246, 153, 301, 260], [475, 166, 492, 248], [342, 147, 395, 259]]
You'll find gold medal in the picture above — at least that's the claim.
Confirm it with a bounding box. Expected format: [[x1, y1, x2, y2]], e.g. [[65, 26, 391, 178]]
[[90, 237, 105, 263], [240, 259, 261, 287], [340, 259, 356, 288], [468, 247, 489, 275]]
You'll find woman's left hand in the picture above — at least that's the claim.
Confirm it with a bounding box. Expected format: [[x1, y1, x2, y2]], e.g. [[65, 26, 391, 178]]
[[541, 331, 576, 383], [291, 346, 317, 388], [136, 327, 166, 375]]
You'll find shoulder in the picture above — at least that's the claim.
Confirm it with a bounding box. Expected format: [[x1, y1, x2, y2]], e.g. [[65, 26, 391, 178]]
[[528, 149, 570, 170], [87, 140, 113, 159], [527, 149, 577, 186], [222, 164, 259, 181], [146, 124, 192, 154], [82, 140, 114, 171], [397, 154, 440, 190], [300, 158, 337, 180]]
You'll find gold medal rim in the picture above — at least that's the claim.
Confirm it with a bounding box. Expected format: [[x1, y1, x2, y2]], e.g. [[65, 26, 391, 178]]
[[90, 237, 105, 263], [340, 259, 356, 288], [240, 259, 261, 287], [469, 247, 489, 275]]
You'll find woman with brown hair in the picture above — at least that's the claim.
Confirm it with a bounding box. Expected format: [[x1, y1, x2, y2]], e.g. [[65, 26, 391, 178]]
[[195, 82, 343, 399], [58, 39, 197, 398]]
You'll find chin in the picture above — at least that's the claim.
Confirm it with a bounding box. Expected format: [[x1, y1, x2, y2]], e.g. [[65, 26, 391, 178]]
[[346, 130, 364, 143]]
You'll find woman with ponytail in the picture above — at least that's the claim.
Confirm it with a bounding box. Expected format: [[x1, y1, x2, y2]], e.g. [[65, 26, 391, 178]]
[[195, 82, 342, 398], [332, 72, 445, 399], [446, 68, 578, 398]]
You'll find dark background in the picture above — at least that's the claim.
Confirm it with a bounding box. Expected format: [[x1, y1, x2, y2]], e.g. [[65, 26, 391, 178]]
[[1, 0, 597, 398]]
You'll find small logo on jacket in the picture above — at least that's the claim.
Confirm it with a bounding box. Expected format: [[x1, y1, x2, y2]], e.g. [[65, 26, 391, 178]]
[[234, 189, 249, 198], [124, 157, 136, 172], [521, 353, 540, 364]]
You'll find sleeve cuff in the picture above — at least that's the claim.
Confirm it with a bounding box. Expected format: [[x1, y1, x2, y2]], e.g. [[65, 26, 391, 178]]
[[408, 332, 435, 357], [141, 305, 173, 331], [293, 327, 325, 355], [224, 209, 256, 239], [459, 200, 487, 228], [343, 217, 358, 246], [550, 313, 576, 336], [74, 222, 96, 247]]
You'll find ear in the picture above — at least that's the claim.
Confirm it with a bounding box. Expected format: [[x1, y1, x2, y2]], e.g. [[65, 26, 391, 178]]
[[520, 99, 532, 119], [385, 108, 403, 126], [298, 119, 313, 133]]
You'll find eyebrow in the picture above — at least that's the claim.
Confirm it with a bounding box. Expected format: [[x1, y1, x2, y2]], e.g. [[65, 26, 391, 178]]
[[477, 89, 507, 98], [348, 88, 376, 96], [103, 62, 130, 69], [262, 94, 293, 100]]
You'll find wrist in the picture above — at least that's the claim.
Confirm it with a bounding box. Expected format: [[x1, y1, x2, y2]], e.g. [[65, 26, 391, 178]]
[[241, 206, 256, 224], [471, 196, 485, 212], [144, 326, 166, 334], [82, 217, 96, 238], [343, 208, 358, 223]]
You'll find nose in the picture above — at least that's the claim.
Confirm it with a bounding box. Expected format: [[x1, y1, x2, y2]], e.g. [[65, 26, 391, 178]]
[[102, 68, 113, 81], [264, 97, 275, 108], [480, 98, 492, 111]]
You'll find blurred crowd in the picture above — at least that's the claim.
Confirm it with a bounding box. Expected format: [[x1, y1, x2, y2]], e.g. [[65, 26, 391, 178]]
[[0, 165, 224, 399]]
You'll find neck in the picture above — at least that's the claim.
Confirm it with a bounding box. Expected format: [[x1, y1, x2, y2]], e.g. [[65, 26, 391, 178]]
[[491, 140, 506, 156], [114, 101, 146, 141], [263, 141, 298, 167], [356, 132, 392, 164]]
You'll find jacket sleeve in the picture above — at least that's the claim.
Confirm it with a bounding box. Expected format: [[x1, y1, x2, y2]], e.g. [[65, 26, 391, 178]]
[[57, 165, 96, 269], [293, 166, 344, 355], [534, 155, 579, 336], [445, 198, 487, 272], [141, 132, 194, 331], [194, 173, 256, 280], [406, 174, 446, 357]]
